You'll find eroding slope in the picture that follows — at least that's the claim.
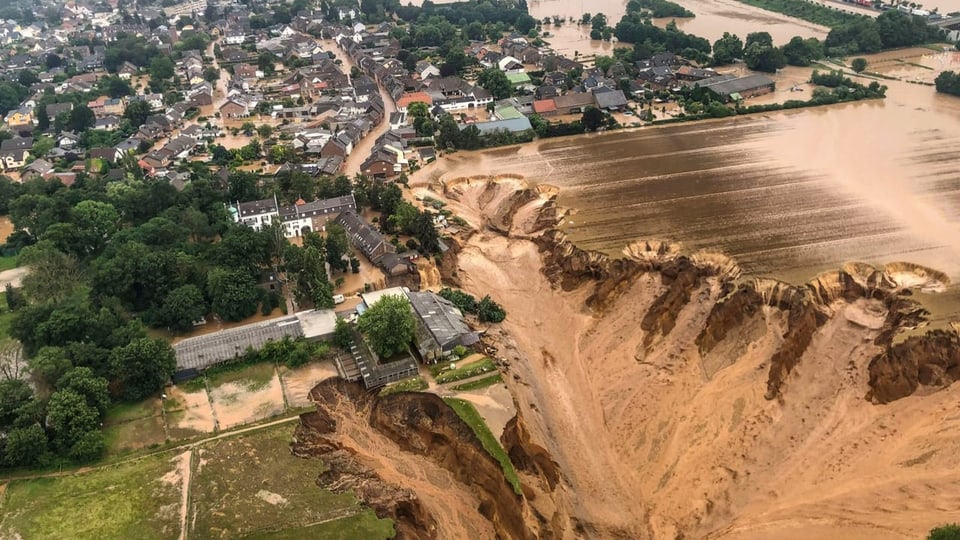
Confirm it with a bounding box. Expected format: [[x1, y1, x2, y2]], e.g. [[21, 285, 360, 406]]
[[437, 175, 960, 539]]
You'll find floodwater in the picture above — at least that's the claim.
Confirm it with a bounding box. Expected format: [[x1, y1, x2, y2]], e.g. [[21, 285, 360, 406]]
[[429, 49, 960, 324], [656, 0, 829, 44]]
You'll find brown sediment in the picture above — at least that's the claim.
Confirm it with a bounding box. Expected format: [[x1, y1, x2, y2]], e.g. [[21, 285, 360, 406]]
[[292, 378, 543, 540], [423, 174, 960, 539]]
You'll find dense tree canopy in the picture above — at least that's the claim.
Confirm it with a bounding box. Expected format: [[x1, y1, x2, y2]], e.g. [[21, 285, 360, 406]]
[[935, 71, 960, 96], [357, 295, 416, 359], [712, 32, 743, 65]]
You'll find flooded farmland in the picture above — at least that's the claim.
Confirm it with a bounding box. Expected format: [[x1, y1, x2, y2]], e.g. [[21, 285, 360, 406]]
[[425, 52, 960, 324]]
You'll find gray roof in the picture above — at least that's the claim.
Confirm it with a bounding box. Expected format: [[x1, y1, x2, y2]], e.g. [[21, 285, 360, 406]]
[[698, 74, 775, 97], [278, 193, 356, 220], [174, 315, 304, 371], [237, 197, 279, 217], [407, 291, 479, 352], [594, 89, 628, 110], [466, 117, 532, 134], [336, 211, 389, 262]]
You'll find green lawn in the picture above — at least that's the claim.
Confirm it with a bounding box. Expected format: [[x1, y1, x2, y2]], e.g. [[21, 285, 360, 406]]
[[102, 399, 167, 456], [189, 424, 394, 538], [0, 255, 16, 272], [452, 374, 503, 392], [205, 361, 277, 392], [433, 357, 497, 385], [379, 376, 428, 396], [0, 453, 183, 540], [443, 398, 521, 495]]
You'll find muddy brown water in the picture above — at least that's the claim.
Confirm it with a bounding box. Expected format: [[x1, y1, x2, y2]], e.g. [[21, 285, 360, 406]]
[[431, 56, 960, 324]]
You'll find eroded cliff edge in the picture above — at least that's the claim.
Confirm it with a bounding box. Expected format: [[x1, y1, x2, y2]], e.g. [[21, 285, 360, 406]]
[[292, 378, 556, 540]]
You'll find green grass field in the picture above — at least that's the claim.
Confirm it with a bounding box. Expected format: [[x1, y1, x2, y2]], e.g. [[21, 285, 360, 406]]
[[443, 398, 521, 495], [0, 255, 16, 272], [379, 376, 428, 396], [102, 400, 167, 456], [189, 425, 394, 538], [206, 361, 277, 392], [0, 453, 183, 540], [245, 512, 394, 540], [452, 374, 503, 392], [433, 357, 496, 385]]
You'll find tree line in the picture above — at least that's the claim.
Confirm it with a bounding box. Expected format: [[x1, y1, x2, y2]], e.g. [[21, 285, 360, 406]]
[[0, 158, 383, 468]]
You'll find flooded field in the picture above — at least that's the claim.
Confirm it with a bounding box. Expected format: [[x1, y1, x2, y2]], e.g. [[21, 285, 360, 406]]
[[426, 58, 960, 324], [657, 0, 829, 44]]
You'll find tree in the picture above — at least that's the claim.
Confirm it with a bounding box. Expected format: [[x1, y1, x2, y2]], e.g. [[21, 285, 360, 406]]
[[515, 13, 537, 34], [712, 32, 743, 65], [781, 36, 823, 67], [325, 223, 350, 272], [413, 115, 435, 137], [58, 367, 110, 418], [407, 101, 429, 118], [207, 267, 260, 322], [124, 100, 152, 127], [160, 284, 207, 332], [357, 295, 416, 359], [477, 295, 507, 323], [477, 68, 512, 99], [851, 57, 868, 73], [66, 104, 95, 132], [929, 524, 960, 540], [333, 317, 353, 349], [30, 136, 54, 159], [581, 106, 604, 131], [149, 56, 175, 81], [73, 200, 120, 255], [46, 389, 102, 459], [203, 66, 220, 83], [30, 346, 72, 387], [745, 31, 774, 49], [104, 77, 133, 98], [110, 338, 175, 401], [743, 42, 787, 73], [441, 49, 469, 76], [413, 212, 440, 254], [0, 378, 33, 428], [256, 124, 274, 138], [935, 71, 960, 96], [5, 424, 47, 467]]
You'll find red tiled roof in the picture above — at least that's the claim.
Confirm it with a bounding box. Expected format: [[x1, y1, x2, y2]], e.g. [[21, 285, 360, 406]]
[[397, 92, 433, 108], [533, 99, 557, 113]]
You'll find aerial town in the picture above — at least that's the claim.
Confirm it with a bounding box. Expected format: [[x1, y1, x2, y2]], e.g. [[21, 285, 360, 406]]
[[0, 0, 959, 538]]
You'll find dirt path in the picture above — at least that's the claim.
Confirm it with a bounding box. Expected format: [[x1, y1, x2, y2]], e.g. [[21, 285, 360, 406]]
[[176, 450, 193, 540], [0, 267, 26, 289]]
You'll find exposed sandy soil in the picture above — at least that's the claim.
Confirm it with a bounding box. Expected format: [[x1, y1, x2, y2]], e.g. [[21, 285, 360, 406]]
[[0, 216, 12, 243], [423, 176, 960, 539], [447, 383, 516, 440], [209, 375, 285, 430], [165, 386, 216, 438], [280, 361, 339, 408]]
